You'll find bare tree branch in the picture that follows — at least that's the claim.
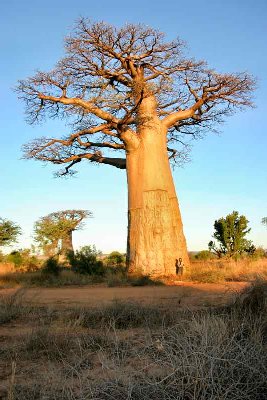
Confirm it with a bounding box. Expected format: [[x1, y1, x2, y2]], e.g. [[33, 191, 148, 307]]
[[16, 19, 255, 175]]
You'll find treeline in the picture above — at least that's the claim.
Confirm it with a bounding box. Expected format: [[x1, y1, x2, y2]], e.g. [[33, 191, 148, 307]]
[[1, 211, 267, 271]]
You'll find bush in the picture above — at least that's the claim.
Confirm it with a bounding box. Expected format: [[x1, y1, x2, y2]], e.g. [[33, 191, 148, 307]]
[[104, 251, 126, 268], [6, 250, 23, 267], [249, 247, 266, 260], [5, 249, 40, 271], [42, 257, 61, 276], [67, 245, 104, 275], [194, 250, 214, 261]]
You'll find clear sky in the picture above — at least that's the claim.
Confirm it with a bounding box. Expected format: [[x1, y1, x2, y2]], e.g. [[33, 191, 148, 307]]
[[1, 0, 267, 253]]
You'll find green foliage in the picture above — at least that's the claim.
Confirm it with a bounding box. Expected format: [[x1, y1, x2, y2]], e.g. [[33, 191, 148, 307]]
[[194, 250, 214, 261], [249, 247, 266, 260], [0, 218, 21, 247], [5, 249, 40, 271], [262, 217, 267, 227], [209, 211, 253, 258], [6, 251, 23, 267], [34, 209, 91, 256], [105, 251, 126, 267], [42, 257, 61, 276], [67, 245, 104, 275]]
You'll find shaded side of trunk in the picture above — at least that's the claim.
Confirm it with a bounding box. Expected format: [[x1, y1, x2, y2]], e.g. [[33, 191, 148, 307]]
[[126, 126, 190, 276], [44, 240, 59, 258]]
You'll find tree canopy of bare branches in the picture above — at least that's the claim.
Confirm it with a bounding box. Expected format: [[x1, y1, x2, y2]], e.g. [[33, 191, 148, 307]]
[[17, 19, 255, 175]]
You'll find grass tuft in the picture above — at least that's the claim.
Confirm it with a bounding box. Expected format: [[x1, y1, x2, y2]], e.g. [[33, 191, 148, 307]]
[[0, 289, 29, 324]]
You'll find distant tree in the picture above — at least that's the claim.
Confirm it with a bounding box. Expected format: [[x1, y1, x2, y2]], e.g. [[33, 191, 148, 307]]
[[0, 218, 21, 247], [194, 250, 214, 261], [262, 217, 267, 227], [208, 211, 253, 258], [105, 251, 126, 267], [34, 210, 91, 256], [17, 19, 255, 275]]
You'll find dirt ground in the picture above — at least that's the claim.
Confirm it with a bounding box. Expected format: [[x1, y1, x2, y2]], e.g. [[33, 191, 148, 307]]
[[2, 280, 265, 400], [0, 281, 247, 309]]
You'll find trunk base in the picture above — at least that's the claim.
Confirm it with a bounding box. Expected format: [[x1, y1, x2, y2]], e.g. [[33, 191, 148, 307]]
[[127, 190, 190, 276]]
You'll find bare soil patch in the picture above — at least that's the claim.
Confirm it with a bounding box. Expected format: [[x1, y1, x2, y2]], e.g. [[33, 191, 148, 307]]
[[0, 281, 247, 309]]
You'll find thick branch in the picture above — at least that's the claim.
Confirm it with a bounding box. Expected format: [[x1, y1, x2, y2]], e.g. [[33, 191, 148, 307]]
[[162, 96, 207, 128], [45, 153, 126, 172], [38, 94, 119, 124]]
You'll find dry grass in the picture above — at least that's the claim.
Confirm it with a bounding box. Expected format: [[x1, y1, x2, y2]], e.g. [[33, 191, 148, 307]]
[[0, 269, 164, 289], [0, 289, 30, 325], [0, 269, 102, 288], [184, 258, 267, 283], [69, 300, 178, 330], [0, 281, 266, 399], [1, 258, 266, 290]]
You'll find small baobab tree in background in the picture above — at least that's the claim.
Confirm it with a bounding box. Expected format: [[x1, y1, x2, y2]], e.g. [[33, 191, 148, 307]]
[[17, 19, 255, 275], [0, 217, 21, 248], [34, 209, 91, 257]]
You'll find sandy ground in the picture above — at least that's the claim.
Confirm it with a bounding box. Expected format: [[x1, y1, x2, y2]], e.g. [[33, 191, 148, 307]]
[[0, 281, 248, 309]]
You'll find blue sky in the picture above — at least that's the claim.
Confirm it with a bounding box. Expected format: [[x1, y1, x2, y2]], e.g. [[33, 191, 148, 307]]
[[1, 0, 266, 253]]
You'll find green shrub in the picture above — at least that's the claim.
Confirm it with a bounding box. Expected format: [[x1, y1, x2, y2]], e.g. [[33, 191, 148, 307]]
[[249, 247, 266, 260], [5, 249, 41, 271], [67, 245, 104, 275], [42, 257, 60, 276], [104, 251, 126, 267], [194, 250, 214, 261], [6, 251, 23, 267]]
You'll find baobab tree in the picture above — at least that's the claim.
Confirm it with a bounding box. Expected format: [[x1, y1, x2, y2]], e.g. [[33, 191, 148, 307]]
[[17, 20, 255, 275], [34, 210, 90, 256], [0, 218, 21, 247]]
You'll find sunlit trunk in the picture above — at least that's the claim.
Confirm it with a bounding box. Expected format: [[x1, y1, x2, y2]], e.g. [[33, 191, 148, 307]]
[[61, 231, 73, 255], [126, 122, 190, 276]]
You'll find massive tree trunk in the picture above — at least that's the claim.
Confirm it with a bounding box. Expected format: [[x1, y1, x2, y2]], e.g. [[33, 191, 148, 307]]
[[126, 94, 190, 276], [61, 230, 73, 254]]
